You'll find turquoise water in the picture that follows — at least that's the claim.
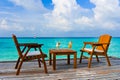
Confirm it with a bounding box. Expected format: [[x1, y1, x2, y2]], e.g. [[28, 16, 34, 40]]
[[0, 37, 120, 61]]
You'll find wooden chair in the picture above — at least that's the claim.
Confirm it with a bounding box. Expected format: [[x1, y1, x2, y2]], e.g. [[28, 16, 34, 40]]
[[12, 34, 48, 75], [79, 34, 112, 68]]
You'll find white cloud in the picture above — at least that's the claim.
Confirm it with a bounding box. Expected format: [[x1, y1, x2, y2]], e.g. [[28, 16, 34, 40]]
[[1, 0, 120, 37], [44, 0, 90, 32], [0, 18, 24, 31], [44, 0, 120, 32], [9, 0, 48, 11], [90, 0, 120, 29], [92, 0, 120, 20], [0, 19, 9, 30], [74, 16, 93, 28]]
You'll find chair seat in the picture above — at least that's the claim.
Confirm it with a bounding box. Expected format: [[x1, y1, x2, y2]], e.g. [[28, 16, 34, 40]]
[[26, 51, 47, 57], [82, 48, 104, 53]]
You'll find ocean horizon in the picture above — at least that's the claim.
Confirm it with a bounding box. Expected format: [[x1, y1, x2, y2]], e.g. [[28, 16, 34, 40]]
[[0, 37, 120, 61]]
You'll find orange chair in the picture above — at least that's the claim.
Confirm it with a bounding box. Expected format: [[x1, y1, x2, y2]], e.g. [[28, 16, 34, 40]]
[[80, 34, 112, 68], [12, 34, 48, 75]]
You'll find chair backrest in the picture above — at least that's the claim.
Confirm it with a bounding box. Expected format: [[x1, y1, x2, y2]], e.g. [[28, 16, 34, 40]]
[[97, 34, 112, 52], [12, 34, 22, 58]]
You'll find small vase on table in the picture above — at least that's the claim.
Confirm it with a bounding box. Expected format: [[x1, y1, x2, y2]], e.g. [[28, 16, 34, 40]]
[[68, 41, 72, 49], [56, 42, 60, 49]]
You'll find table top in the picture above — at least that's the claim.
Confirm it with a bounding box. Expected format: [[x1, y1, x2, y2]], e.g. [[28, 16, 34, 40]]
[[49, 49, 76, 53]]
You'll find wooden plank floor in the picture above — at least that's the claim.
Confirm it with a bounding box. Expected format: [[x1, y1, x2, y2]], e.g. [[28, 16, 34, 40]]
[[0, 57, 120, 80]]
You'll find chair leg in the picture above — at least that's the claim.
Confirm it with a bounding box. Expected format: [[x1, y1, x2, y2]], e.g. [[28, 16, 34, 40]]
[[16, 60, 23, 75], [38, 58, 41, 67], [40, 53, 48, 73], [38, 48, 48, 73], [42, 58, 48, 73], [79, 52, 83, 63], [96, 55, 99, 62], [88, 54, 93, 68], [105, 54, 111, 66], [15, 57, 20, 69]]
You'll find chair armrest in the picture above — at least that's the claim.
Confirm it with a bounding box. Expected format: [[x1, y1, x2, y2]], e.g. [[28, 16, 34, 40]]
[[83, 42, 103, 49], [84, 42, 95, 45], [82, 42, 94, 49], [83, 42, 107, 46], [82, 42, 107, 50], [19, 43, 43, 47], [98, 43, 110, 45], [92, 42, 110, 46], [92, 43, 103, 46]]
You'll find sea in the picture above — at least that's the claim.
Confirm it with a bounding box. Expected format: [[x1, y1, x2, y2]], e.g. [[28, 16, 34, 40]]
[[0, 37, 120, 61]]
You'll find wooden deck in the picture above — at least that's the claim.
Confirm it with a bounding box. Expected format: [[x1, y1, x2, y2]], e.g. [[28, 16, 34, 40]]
[[0, 57, 120, 80]]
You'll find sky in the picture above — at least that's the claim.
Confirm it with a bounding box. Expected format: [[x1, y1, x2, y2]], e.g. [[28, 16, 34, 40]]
[[0, 0, 120, 37]]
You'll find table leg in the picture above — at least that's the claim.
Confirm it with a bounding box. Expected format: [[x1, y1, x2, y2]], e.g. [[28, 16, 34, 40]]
[[53, 54, 56, 70], [67, 54, 70, 64], [49, 52, 52, 65], [74, 53, 77, 68]]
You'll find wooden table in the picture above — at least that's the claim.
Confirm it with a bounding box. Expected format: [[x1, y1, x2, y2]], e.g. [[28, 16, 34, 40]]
[[49, 49, 77, 70]]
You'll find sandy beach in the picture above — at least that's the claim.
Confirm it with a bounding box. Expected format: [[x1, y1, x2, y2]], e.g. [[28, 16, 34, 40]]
[[0, 57, 120, 80]]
